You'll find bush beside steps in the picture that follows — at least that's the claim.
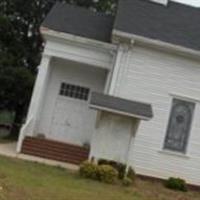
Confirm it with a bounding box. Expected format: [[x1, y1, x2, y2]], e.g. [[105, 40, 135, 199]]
[[98, 159, 126, 180], [79, 161, 99, 180], [79, 161, 118, 184], [79, 161, 136, 186], [80, 161, 189, 192], [79, 161, 189, 192]]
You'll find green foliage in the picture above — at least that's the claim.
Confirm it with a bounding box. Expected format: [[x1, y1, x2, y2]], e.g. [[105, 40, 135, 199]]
[[1, 155, 199, 200], [0, 0, 117, 74], [0, 110, 14, 124], [97, 164, 118, 184], [0, 66, 34, 136], [0, 67, 34, 110], [98, 159, 126, 179], [79, 161, 98, 180], [80, 161, 118, 184], [122, 177, 133, 187], [0, 0, 117, 136], [127, 167, 136, 182], [165, 177, 187, 192]]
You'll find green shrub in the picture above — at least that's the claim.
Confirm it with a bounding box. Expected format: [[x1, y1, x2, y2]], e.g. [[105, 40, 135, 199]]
[[79, 161, 98, 180], [122, 177, 133, 187], [165, 177, 187, 192], [98, 159, 126, 179], [127, 167, 136, 182], [0, 110, 14, 124], [80, 162, 118, 184], [97, 164, 118, 184]]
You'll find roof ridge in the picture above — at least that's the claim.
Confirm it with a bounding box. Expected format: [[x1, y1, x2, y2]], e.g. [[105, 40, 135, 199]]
[[169, 0, 200, 9], [140, 0, 200, 9], [55, 1, 113, 18]]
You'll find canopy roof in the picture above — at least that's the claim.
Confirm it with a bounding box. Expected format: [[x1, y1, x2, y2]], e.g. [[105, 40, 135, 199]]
[[89, 92, 153, 120]]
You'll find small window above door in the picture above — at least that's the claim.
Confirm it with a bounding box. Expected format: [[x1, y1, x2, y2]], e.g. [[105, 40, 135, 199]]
[[59, 82, 90, 101]]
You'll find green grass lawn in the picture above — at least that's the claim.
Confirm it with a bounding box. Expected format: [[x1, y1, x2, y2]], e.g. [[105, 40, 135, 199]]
[[0, 156, 199, 200]]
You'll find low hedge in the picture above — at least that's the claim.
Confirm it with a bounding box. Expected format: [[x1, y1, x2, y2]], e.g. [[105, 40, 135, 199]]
[[98, 159, 126, 179], [165, 177, 187, 192], [79, 161, 118, 184], [98, 164, 118, 184], [79, 161, 98, 180]]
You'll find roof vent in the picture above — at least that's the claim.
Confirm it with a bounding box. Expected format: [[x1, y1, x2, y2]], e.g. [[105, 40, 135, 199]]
[[150, 0, 168, 5]]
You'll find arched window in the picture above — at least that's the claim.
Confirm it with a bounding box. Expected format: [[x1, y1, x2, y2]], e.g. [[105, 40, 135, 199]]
[[164, 98, 195, 153]]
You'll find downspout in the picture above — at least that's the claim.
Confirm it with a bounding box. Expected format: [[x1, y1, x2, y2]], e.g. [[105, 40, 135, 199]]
[[125, 119, 140, 173]]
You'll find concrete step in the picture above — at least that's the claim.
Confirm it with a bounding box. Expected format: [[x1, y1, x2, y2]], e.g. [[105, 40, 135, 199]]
[[21, 136, 89, 165]]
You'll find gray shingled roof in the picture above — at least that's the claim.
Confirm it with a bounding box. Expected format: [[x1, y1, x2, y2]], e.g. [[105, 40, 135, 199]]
[[42, 0, 200, 51], [42, 2, 114, 42], [114, 0, 200, 50], [89, 92, 153, 120]]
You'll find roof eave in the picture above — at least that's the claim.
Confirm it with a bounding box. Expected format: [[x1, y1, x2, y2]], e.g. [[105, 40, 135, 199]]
[[89, 104, 152, 121], [112, 29, 200, 60], [40, 26, 117, 51]]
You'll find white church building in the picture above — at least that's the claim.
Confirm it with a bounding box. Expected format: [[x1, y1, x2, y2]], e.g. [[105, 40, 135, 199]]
[[17, 0, 200, 186]]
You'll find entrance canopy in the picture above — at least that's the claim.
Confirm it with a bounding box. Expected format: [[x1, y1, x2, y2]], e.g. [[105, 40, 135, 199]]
[[89, 92, 153, 120]]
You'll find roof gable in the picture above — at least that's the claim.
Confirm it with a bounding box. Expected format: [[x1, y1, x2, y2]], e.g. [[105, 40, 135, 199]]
[[42, 1, 200, 51], [114, 0, 200, 51], [42, 2, 114, 43]]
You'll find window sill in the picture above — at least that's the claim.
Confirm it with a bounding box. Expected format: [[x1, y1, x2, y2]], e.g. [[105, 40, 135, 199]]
[[158, 150, 190, 159]]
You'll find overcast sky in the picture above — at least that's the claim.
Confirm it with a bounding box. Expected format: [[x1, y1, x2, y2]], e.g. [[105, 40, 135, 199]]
[[173, 0, 200, 6]]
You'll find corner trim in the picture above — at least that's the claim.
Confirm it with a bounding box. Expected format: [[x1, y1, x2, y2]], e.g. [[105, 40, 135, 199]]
[[89, 104, 151, 121]]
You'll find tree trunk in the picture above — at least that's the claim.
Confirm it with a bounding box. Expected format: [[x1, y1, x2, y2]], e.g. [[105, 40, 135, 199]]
[[9, 104, 25, 139]]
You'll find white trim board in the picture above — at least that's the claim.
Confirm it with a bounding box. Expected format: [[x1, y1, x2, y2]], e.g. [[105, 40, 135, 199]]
[[89, 104, 151, 121], [41, 27, 116, 51], [112, 29, 200, 60], [169, 93, 200, 104]]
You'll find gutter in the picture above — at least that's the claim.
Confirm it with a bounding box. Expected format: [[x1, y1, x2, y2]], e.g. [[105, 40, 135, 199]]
[[112, 29, 200, 60], [40, 26, 117, 52]]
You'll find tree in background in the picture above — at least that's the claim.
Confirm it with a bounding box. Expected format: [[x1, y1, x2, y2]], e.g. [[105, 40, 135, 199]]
[[0, 0, 117, 138]]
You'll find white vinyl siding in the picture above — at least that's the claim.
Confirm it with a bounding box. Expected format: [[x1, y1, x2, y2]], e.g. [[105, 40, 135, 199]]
[[113, 44, 200, 185]]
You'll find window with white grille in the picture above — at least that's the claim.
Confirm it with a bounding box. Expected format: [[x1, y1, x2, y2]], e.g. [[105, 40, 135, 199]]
[[59, 82, 90, 101]]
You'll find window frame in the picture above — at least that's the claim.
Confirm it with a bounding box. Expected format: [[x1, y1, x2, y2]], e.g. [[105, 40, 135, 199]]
[[163, 97, 195, 154], [59, 82, 90, 101]]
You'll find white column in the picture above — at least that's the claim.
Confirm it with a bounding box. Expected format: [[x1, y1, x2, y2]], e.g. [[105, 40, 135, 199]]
[[108, 45, 124, 95], [17, 54, 51, 153], [26, 54, 52, 134], [125, 120, 140, 173], [108, 44, 132, 96], [104, 70, 112, 93]]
